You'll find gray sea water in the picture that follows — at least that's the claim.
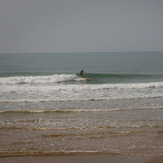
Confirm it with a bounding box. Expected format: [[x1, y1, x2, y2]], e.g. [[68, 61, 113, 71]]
[[0, 52, 163, 156]]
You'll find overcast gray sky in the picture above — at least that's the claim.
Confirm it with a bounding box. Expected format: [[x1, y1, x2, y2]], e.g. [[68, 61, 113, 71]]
[[0, 0, 163, 53]]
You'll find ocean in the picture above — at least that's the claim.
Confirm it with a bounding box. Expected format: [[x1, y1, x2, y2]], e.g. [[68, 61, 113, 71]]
[[0, 52, 163, 156]]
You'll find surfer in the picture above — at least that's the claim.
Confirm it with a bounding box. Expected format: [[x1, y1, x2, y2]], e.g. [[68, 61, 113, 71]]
[[80, 69, 84, 77]]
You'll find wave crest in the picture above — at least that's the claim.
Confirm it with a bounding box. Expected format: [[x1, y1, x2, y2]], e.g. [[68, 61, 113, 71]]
[[0, 74, 81, 85]]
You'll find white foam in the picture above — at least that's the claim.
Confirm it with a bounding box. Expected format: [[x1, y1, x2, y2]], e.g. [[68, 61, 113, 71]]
[[1, 74, 163, 103], [0, 74, 80, 85]]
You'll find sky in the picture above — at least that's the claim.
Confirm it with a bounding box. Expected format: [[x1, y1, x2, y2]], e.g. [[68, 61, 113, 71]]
[[0, 0, 163, 53]]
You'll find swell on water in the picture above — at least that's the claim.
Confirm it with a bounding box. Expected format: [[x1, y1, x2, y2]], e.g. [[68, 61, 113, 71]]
[[82, 73, 163, 79]]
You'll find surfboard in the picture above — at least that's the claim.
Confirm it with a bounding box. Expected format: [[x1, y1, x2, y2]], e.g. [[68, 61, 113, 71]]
[[80, 77, 91, 81]]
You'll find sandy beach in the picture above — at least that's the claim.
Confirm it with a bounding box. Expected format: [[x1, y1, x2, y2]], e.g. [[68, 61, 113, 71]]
[[0, 155, 163, 163]]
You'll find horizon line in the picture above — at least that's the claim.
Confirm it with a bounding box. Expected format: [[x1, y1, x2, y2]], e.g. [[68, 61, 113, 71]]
[[0, 50, 163, 54]]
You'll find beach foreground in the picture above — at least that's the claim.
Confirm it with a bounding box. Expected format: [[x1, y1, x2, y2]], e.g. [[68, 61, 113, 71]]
[[0, 155, 163, 163]]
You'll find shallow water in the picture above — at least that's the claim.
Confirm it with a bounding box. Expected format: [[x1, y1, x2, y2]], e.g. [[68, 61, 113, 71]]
[[0, 108, 163, 156]]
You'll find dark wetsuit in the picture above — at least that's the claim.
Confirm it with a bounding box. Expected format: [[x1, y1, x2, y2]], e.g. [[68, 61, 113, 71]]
[[80, 69, 84, 77]]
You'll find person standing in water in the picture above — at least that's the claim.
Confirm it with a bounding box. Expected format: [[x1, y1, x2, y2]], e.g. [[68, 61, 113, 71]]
[[80, 69, 84, 77]]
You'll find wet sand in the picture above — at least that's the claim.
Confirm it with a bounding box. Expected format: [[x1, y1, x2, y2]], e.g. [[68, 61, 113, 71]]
[[0, 155, 162, 163]]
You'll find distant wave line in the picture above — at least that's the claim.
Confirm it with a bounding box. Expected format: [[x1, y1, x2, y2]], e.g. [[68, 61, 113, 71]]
[[83, 73, 163, 79]]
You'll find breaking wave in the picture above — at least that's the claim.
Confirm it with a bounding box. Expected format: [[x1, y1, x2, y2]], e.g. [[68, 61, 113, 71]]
[[1, 73, 163, 85], [0, 74, 81, 85]]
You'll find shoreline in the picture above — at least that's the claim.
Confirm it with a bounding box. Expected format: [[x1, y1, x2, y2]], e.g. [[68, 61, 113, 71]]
[[0, 155, 163, 163]]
